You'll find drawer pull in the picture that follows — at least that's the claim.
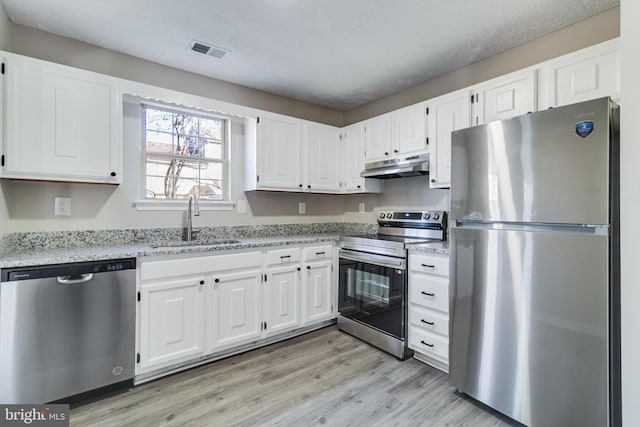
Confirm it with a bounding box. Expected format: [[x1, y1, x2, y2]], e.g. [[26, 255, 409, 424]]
[[315, 251, 326, 256], [421, 291, 435, 297], [420, 340, 434, 348], [421, 263, 435, 269], [280, 255, 291, 261], [420, 319, 435, 326]]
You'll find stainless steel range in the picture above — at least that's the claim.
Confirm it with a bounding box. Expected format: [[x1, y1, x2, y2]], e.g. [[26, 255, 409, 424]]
[[338, 209, 447, 359]]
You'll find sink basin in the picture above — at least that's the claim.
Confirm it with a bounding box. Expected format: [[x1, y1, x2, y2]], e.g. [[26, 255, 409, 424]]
[[149, 239, 241, 248]]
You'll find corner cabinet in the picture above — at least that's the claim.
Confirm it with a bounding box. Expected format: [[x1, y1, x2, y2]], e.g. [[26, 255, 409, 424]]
[[1, 51, 122, 184]]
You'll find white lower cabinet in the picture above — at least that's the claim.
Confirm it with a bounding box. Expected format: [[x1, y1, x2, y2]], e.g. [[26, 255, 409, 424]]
[[138, 276, 206, 373], [265, 263, 301, 335], [210, 268, 263, 351], [302, 245, 334, 325], [137, 244, 336, 378], [408, 251, 450, 372]]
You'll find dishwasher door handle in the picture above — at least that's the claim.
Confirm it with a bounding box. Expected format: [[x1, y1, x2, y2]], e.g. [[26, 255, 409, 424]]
[[57, 273, 94, 284]]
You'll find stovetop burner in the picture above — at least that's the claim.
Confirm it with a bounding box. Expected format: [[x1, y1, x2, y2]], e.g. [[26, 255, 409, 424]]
[[339, 209, 447, 257]]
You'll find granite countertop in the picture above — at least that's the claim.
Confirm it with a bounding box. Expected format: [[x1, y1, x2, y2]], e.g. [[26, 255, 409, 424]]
[[0, 223, 376, 269], [406, 240, 449, 255]]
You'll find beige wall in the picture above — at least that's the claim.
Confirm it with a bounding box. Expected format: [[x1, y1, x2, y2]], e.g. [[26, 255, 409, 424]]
[[619, 0, 639, 425], [0, 7, 621, 233], [8, 25, 343, 127], [344, 6, 620, 125]]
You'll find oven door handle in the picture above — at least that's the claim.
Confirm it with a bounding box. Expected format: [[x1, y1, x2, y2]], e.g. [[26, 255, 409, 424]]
[[339, 249, 406, 270]]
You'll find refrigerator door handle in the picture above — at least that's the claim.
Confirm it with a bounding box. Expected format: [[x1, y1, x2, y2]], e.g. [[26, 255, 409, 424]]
[[453, 220, 610, 235]]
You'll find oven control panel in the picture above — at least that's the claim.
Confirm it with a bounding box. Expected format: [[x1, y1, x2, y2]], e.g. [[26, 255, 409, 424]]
[[377, 210, 447, 226]]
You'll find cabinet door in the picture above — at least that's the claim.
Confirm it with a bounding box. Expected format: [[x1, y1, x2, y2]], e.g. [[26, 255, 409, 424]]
[[393, 103, 428, 155], [265, 264, 300, 335], [4, 54, 121, 183], [473, 69, 537, 125], [305, 123, 340, 192], [302, 261, 333, 325], [256, 116, 302, 190], [210, 269, 262, 351], [364, 114, 392, 162], [539, 39, 620, 109], [340, 125, 382, 193], [428, 89, 471, 188], [138, 278, 206, 373]]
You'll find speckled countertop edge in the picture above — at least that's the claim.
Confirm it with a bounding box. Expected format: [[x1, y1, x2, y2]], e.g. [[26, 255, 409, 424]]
[[0, 223, 378, 269], [406, 241, 449, 255]]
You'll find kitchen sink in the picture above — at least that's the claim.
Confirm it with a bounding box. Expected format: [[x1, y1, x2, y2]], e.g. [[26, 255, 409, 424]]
[[149, 239, 242, 248]]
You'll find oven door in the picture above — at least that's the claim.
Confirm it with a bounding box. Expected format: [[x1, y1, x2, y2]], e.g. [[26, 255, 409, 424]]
[[338, 249, 407, 340]]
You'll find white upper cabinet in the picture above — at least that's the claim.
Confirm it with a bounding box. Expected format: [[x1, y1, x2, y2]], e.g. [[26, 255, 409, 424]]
[[364, 103, 427, 162], [472, 69, 537, 126], [427, 89, 471, 189], [304, 122, 340, 192], [393, 102, 429, 155], [538, 38, 620, 109], [1, 52, 122, 184], [364, 114, 393, 161], [339, 123, 382, 193], [253, 116, 302, 191]]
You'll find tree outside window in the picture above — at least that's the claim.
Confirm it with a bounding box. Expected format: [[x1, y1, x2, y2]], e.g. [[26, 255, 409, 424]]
[[143, 105, 227, 201]]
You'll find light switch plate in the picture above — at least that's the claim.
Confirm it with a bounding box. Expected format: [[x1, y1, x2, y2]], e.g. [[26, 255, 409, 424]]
[[54, 197, 71, 216], [299, 202, 306, 214]]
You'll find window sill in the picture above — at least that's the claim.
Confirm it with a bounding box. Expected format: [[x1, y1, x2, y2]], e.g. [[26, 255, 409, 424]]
[[134, 200, 236, 211]]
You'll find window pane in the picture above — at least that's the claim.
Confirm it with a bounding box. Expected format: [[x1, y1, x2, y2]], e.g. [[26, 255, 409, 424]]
[[144, 105, 227, 201]]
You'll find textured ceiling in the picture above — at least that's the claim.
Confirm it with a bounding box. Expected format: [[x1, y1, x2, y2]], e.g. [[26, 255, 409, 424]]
[[0, 0, 619, 110]]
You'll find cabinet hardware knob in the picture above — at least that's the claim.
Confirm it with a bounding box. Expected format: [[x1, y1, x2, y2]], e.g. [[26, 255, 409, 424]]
[[299, 184, 303, 188], [110, 172, 117, 177], [307, 265, 311, 270], [384, 152, 389, 156], [214, 278, 220, 283], [393, 149, 398, 153], [421, 319, 435, 325], [307, 185, 311, 189], [420, 340, 434, 347], [297, 267, 301, 271], [430, 178, 436, 183], [357, 185, 361, 189], [421, 291, 435, 297], [199, 280, 205, 285]]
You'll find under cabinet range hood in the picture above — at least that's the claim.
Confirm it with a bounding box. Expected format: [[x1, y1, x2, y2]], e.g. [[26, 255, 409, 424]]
[[360, 152, 429, 179]]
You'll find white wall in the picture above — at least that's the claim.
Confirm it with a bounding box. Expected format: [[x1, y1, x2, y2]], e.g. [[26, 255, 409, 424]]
[[619, 1, 639, 425]]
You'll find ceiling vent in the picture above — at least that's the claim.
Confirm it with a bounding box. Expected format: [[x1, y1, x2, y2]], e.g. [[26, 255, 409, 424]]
[[189, 40, 230, 59]]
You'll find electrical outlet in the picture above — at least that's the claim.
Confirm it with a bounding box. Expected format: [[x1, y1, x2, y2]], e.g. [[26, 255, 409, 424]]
[[237, 199, 247, 214], [359, 202, 365, 213], [299, 202, 306, 214], [54, 197, 71, 216]]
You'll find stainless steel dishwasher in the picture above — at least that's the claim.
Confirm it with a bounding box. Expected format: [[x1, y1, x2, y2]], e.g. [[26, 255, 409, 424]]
[[0, 258, 136, 404]]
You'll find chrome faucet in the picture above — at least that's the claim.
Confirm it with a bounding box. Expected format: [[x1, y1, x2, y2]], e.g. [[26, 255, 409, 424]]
[[186, 193, 200, 241]]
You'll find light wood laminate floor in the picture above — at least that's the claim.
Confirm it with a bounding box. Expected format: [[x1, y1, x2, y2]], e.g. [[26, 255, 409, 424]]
[[71, 326, 512, 426]]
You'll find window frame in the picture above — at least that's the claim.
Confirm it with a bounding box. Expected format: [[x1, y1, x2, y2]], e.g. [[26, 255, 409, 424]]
[[135, 102, 234, 211]]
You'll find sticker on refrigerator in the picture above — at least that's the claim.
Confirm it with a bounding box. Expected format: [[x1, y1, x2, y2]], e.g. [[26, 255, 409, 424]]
[[575, 121, 594, 138]]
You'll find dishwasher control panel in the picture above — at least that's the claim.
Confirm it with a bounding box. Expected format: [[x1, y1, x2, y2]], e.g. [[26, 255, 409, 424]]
[[1, 258, 136, 282]]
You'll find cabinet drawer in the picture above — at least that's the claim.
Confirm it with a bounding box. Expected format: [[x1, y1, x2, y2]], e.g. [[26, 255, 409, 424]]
[[409, 274, 449, 313], [141, 251, 262, 281], [409, 328, 449, 361], [302, 245, 332, 262], [409, 304, 449, 337], [409, 253, 449, 277], [266, 247, 301, 266]]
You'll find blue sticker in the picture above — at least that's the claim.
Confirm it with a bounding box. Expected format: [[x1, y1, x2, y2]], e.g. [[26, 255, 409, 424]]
[[575, 121, 594, 138]]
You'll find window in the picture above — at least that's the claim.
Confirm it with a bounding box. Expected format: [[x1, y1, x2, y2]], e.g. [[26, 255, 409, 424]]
[[143, 105, 228, 201]]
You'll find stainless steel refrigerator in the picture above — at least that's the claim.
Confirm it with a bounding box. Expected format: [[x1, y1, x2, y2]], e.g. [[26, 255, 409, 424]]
[[449, 97, 620, 427]]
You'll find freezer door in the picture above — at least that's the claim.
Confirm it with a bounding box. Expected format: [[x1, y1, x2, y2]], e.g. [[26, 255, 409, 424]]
[[451, 97, 614, 224], [449, 227, 609, 426]]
